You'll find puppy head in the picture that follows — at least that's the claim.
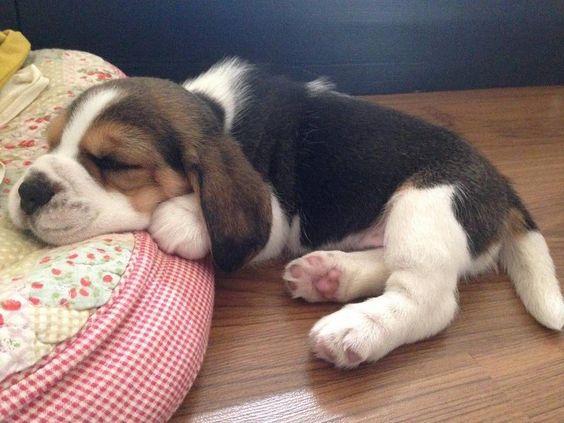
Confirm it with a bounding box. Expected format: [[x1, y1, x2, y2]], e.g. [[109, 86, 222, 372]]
[[8, 77, 271, 271]]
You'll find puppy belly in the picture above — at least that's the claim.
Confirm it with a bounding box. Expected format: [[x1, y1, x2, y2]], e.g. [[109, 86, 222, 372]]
[[357, 227, 384, 249], [318, 223, 385, 252]]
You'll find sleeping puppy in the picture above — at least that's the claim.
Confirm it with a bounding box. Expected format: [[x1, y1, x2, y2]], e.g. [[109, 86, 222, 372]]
[[8, 58, 563, 368]]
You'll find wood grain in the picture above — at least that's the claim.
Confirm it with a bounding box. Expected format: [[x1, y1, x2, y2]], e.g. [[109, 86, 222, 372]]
[[171, 86, 564, 422]]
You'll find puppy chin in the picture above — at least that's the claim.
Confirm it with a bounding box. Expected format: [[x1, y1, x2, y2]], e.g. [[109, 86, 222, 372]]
[[28, 197, 100, 244], [9, 185, 151, 245], [29, 205, 150, 245], [29, 195, 151, 245]]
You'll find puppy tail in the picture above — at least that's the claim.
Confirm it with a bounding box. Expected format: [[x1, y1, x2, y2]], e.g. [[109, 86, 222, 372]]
[[500, 209, 564, 330]]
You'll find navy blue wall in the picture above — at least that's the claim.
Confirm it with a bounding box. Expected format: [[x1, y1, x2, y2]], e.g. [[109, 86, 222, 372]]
[[2, 0, 563, 94], [0, 1, 18, 29]]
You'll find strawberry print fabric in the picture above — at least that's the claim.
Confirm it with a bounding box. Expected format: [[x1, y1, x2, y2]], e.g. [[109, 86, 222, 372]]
[[0, 234, 133, 381], [16, 236, 133, 310]]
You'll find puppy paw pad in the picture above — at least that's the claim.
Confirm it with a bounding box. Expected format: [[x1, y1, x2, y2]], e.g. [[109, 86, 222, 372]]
[[283, 252, 341, 302], [314, 340, 337, 362], [344, 348, 363, 364], [288, 264, 304, 279], [306, 255, 323, 267]]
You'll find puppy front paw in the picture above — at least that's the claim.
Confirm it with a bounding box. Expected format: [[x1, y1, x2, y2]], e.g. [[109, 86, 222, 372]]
[[310, 305, 389, 369], [148, 195, 210, 260]]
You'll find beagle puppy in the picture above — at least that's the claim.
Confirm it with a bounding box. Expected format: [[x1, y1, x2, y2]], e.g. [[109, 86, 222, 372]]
[[8, 58, 563, 368]]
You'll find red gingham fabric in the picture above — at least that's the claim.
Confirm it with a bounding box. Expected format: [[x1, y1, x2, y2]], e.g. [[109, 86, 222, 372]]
[[0, 232, 214, 422]]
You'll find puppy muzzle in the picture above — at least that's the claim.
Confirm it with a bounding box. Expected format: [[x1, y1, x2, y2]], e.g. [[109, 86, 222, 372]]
[[8, 154, 150, 244]]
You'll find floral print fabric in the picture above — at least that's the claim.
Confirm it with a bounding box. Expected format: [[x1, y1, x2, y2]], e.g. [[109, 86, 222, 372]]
[[0, 49, 132, 382]]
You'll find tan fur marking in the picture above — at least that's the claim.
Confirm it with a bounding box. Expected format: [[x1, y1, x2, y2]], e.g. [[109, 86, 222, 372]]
[[505, 208, 529, 238], [79, 120, 193, 213], [107, 169, 154, 192], [81, 121, 157, 163], [46, 111, 67, 150], [155, 168, 191, 197], [394, 180, 415, 194], [127, 186, 168, 213]]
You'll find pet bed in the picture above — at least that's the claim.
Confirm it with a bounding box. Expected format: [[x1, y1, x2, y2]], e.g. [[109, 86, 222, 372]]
[[0, 49, 214, 422]]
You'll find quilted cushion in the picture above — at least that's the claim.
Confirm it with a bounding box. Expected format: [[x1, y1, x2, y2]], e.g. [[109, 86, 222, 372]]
[[0, 50, 214, 421]]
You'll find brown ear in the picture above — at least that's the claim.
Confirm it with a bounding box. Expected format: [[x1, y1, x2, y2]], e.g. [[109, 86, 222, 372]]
[[188, 136, 272, 272]]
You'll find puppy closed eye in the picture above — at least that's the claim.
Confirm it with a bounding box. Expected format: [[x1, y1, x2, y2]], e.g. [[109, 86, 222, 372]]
[[86, 153, 141, 171]]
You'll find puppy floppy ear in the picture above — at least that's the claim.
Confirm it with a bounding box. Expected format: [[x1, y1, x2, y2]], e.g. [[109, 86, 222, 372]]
[[187, 135, 272, 272]]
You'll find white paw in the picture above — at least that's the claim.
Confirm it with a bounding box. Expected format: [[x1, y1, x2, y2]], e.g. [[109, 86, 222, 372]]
[[148, 195, 210, 260], [310, 305, 388, 368], [283, 251, 343, 302]]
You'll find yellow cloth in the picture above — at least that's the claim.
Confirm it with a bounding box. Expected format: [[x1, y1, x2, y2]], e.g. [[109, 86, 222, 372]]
[[0, 30, 31, 89]]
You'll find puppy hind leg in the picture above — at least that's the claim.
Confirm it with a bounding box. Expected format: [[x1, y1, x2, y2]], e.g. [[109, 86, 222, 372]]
[[309, 185, 470, 368], [283, 249, 390, 302]]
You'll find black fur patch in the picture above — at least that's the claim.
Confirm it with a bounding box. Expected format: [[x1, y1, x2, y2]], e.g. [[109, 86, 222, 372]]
[[229, 69, 533, 257]]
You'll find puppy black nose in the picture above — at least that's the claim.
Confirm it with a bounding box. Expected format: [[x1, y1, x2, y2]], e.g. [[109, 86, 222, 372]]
[[18, 174, 56, 215]]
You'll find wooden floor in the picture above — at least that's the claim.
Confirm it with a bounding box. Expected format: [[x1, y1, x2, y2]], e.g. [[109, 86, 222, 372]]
[[171, 86, 564, 422]]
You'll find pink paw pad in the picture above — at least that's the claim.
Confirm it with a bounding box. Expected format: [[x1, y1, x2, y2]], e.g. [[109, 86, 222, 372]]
[[345, 348, 363, 364], [288, 264, 303, 279], [314, 268, 341, 299], [315, 340, 337, 362], [306, 255, 323, 266], [284, 252, 343, 302]]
